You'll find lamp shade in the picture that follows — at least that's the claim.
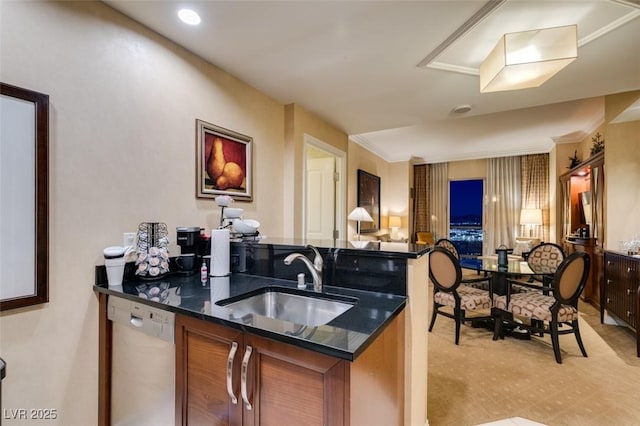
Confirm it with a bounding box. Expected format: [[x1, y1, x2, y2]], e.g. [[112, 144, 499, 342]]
[[480, 25, 577, 93], [348, 207, 373, 222], [520, 208, 543, 225], [389, 216, 401, 228]]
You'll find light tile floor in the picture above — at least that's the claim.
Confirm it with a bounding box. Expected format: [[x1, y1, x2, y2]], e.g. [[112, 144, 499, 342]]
[[427, 295, 640, 426]]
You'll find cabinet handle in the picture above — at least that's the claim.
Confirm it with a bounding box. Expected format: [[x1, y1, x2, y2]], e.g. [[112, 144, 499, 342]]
[[241, 345, 253, 411], [606, 298, 611, 304], [627, 311, 634, 318], [627, 289, 637, 296], [226, 341, 238, 405], [607, 279, 613, 285], [628, 268, 636, 273]]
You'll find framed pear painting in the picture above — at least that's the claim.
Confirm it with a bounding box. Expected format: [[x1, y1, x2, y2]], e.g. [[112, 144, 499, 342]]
[[196, 119, 253, 201]]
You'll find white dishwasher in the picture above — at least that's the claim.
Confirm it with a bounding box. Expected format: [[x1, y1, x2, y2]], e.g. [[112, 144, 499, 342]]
[[107, 296, 176, 426]]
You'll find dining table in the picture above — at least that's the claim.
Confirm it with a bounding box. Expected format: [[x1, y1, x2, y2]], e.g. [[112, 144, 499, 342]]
[[458, 256, 555, 339], [459, 256, 553, 295]]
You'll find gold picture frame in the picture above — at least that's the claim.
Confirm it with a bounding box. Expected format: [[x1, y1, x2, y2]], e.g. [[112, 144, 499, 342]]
[[196, 119, 253, 201]]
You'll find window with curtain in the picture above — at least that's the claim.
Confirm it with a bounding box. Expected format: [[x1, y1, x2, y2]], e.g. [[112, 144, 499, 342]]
[[413, 156, 551, 254]]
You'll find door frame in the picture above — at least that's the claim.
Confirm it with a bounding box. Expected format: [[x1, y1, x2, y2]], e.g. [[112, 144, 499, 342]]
[[303, 134, 346, 241]]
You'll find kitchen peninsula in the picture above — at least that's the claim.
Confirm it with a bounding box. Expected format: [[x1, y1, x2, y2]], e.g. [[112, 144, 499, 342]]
[[94, 239, 430, 426]]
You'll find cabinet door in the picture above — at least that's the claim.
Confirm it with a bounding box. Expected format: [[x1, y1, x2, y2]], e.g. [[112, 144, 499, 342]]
[[605, 253, 622, 319], [241, 334, 347, 426], [175, 315, 243, 426]]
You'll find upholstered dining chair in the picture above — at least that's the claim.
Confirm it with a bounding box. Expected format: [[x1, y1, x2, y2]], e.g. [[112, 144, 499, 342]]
[[493, 251, 590, 363], [435, 238, 491, 289], [510, 242, 566, 295], [526, 242, 565, 281], [428, 247, 494, 344]]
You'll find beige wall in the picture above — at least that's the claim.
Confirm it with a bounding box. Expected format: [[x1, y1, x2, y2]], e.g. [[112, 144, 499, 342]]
[[284, 104, 349, 238], [0, 2, 288, 424], [604, 91, 640, 249], [387, 161, 411, 238], [347, 140, 391, 240], [448, 158, 487, 180]]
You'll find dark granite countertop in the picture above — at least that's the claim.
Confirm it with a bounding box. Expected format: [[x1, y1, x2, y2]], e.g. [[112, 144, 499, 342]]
[[233, 237, 430, 259], [94, 272, 406, 361]]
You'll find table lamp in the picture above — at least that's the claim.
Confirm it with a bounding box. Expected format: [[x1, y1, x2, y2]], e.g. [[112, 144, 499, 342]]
[[520, 208, 543, 237], [389, 216, 401, 240], [348, 207, 373, 240]]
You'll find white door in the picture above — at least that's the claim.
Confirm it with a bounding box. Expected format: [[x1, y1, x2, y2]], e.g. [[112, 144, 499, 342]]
[[306, 157, 335, 240]]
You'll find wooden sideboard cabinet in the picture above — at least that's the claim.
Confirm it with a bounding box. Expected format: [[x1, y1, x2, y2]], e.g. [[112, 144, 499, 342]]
[[602, 251, 640, 357]]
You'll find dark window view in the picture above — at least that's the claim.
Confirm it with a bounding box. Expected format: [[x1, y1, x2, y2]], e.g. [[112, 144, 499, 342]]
[[449, 179, 483, 258]]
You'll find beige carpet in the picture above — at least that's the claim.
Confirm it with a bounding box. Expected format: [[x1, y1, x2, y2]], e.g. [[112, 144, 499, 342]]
[[427, 293, 640, 426]]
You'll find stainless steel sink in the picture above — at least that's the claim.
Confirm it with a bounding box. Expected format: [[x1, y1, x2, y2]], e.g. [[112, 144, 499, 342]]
[[216, 287, 356, 326]]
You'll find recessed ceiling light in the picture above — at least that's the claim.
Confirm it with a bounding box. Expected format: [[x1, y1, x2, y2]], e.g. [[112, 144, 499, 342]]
[[452, 105, 472, 114], [178, 9, 201, 26]]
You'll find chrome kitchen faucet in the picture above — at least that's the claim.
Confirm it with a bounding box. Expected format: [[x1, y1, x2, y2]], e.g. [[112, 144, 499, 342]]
[[283, 245, 323, 292]]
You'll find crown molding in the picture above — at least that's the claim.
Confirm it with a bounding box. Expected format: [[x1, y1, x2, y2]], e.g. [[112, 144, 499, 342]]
[[416, 0, 507, 68], [350, 135, 389, 161]]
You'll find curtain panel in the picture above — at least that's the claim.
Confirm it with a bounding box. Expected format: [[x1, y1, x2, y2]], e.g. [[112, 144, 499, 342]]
[[520, 153, 550, 241], [429, 162, 449, 241], [413, 164, 430, 241], [485, 156, 521, 255]]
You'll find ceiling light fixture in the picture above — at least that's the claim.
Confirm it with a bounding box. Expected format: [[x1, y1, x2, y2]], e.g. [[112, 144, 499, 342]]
[[178, 9, 201, 26], [479, 25, 577, 93], [452, 104, 472, 114]]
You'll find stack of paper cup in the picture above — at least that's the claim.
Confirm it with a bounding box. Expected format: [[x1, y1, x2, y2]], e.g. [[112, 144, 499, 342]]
[[104, 246, 126, 287], [210, 228, 230, 276]]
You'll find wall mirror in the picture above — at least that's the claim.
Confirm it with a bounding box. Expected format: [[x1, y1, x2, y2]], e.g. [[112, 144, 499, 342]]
[[0, 83, 49, 311]]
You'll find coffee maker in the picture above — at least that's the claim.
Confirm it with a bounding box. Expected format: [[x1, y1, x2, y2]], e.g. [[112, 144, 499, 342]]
[[176, 226, 202, 274]]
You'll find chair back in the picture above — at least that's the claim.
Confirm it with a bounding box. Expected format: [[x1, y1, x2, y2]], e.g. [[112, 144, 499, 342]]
[[429, 247, 462, 292], [527, 242, 565, 274], [435, 238, 460, 259], [553, 251, 590, 305]]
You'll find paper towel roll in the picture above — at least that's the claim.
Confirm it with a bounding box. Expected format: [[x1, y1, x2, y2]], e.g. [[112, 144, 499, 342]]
[[210, 228, 230, 276]]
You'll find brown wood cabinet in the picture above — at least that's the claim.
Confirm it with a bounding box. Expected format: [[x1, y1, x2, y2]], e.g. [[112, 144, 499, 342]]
[[175, 311, 404, 426], [175, 315, 244, 425], [602, 251, 640, 357], [564, 237, 601, 308]]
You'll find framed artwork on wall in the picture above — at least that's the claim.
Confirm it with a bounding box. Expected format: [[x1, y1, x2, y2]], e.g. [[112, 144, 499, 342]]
[[196, 119, 253, 201], [0, 82, 49, 311], [357, 169, 380, 232]]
